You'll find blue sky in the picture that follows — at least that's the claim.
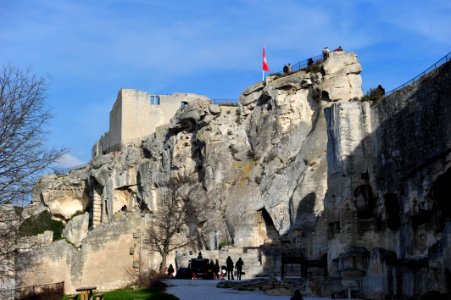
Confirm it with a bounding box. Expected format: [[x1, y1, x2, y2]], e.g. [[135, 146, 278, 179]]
[[1, 0, 450, 166]]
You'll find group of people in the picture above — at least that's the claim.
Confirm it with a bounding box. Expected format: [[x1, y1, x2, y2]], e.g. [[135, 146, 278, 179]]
[[283, 63, 292, 75], [283, 46, 344, 76], [225, 256, 244, 280], [322, 46, 343, 60], [202, 256, 245, 280], [162, 251, 250, 281], [187, 253, 245, 280]]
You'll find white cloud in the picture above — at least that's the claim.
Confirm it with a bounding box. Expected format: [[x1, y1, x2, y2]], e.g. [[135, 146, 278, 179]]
[[56, 153, 86, 168]]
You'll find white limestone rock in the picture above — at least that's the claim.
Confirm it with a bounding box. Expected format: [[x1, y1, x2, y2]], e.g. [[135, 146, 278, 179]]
[[318, 51, 364, 101], [37, 172, 90, 220], [62, 212, 89, 247]]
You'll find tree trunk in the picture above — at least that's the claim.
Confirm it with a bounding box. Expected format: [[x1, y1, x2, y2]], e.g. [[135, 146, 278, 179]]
[[160, 253, 167, 274]]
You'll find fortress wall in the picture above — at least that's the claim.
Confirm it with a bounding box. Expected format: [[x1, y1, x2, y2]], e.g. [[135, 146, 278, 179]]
[[109, 92, 123, 149], [120, 89, 154, 145], [92, 90, 211, 157]]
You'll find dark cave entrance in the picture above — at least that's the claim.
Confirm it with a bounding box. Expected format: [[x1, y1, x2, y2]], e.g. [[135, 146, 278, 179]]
[[430, 168, 451, 231], [354, 184, 376, 219], [384, 193, 401, 231]]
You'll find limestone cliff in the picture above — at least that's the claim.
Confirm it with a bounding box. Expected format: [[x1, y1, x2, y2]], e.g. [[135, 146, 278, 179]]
[[12, 51, 451, 299]]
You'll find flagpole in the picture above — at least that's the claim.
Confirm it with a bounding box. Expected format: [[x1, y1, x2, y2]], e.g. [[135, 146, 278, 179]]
[[262, 46, 264, 82]]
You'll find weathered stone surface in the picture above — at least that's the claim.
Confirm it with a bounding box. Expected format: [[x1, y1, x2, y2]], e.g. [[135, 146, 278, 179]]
[[15, 53, 451, 299], [208, 104, 221, 115], [62, 212, 89, 247], [318, 51, 363, 101], [0, 204, 19, 291], [90, 153, 114, 169], [36, 171, 89, 220]]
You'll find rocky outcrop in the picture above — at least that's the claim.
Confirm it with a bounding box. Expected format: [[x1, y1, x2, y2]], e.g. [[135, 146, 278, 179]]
[[62, 213, 89, 247], [324, 61, 451, 299], [36, 167, 89, 220], [15, 52, 451, 299]]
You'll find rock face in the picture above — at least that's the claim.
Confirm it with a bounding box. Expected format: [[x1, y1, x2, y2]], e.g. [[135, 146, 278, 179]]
[[36, 167, 89, 220], [0, 204, 19, 291], [62, 213, 89, 247], [15, 52, 451, 299], [324, 61, 451, 299]]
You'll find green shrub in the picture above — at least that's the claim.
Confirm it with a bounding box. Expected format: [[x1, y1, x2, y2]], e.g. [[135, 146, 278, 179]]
[[362, 86, 385, 104], [219, 240, 233, 249], [19, 210, 64, 240]]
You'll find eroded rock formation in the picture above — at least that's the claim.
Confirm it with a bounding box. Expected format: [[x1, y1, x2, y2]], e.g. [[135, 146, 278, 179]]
[[11, 51, 451, 299]]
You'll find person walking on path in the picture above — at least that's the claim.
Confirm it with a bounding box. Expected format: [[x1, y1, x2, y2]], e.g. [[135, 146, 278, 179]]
[[226, 256, 234, 280], [214, 259, 220, 279], [235, 257, 244, 280], [168, 264, 175, 278]]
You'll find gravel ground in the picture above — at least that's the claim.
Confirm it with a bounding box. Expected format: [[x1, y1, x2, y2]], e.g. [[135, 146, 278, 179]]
[[166, 279, 335, 300]]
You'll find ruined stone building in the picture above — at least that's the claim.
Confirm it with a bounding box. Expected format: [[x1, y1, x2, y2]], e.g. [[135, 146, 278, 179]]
[[5, 51, 450, 299], [92, 89, 209, 156]]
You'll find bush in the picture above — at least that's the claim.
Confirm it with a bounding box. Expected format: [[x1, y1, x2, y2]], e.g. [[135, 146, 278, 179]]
[[18, 283, 64, 300], [19, 210, 64, 240], [219, 240, 233, 249], [125, 265, 164, 289], [362, 86, 385, 104]]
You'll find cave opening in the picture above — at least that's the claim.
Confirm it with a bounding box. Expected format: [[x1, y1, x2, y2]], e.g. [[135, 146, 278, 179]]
[[384, 193, 401, 231], [430, 168, 451, 231], [354, 185, 376, 219]]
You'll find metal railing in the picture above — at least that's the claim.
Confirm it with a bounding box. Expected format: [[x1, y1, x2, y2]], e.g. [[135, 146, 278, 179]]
[[386, 51, 451, 95], [290, 54, 324, 73]]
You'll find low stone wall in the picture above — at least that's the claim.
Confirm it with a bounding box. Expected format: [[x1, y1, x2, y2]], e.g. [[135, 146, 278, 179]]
[[15, 213, 147, 294]]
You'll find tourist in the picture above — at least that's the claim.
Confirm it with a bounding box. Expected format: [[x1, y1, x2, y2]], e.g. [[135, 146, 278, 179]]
[[287, 63, 292, 74], [209, 259, 215, 279], [168, 264, 175, 278], [197, 251, 203, 259], [290, 289, 304, 300], [226, 256, 234, 280], [235, 257, 244, 280], [322, 47, 330, 60], [334, 46, 343, 52], [214, 259, 220, 279], [283, 64, 289, 74], [376, 84, 385, 98]]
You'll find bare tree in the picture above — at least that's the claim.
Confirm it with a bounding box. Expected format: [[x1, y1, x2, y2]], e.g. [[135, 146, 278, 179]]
[[145, 181, 205, 273], [0, 65, 65, 290], [0, 65, 65, 205]]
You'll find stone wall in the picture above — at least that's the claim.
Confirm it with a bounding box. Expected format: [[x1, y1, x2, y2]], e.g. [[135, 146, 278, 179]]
[[15, 212, 154, 294]]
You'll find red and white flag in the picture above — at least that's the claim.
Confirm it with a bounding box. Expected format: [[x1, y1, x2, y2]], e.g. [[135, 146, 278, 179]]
[[262, 47, 270, 72]]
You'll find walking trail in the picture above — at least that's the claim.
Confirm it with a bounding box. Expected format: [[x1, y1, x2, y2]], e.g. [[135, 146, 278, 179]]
[[166, 279, 336, 300]]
